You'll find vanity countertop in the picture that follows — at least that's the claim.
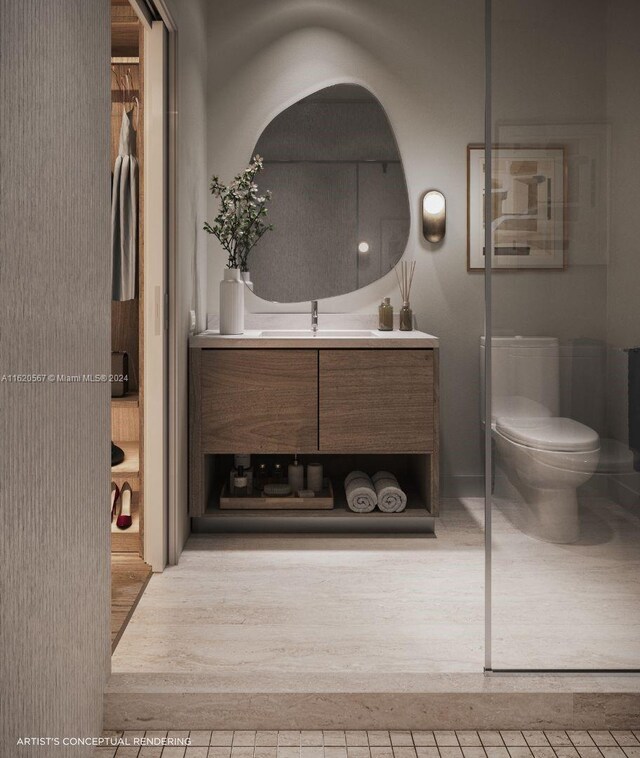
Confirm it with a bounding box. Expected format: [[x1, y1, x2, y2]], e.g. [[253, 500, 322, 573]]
[[190, 329, 439, 348]]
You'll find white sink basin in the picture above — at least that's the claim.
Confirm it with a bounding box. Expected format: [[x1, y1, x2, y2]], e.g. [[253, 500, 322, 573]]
[[259, 329, 378, 338]]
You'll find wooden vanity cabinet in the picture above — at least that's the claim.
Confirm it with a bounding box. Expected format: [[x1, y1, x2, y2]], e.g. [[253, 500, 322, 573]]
[[319, 349, 434, 453], [196, 349, 318, 453], [190, 344, 439, 518]]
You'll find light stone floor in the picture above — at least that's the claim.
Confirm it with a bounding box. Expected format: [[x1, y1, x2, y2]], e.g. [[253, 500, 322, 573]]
[[111, 496, 640, 674], [94, 729, 640, 758]]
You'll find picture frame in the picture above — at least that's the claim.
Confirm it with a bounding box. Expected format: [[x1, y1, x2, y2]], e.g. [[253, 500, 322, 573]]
[[467, 144, 567, 271]]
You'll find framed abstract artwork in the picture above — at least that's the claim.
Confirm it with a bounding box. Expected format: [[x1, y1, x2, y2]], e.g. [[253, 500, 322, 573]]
[[467, 145, 567, 271]]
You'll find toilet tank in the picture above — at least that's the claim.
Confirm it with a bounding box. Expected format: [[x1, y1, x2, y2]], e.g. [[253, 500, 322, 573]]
[[480, 336, 560, 423]]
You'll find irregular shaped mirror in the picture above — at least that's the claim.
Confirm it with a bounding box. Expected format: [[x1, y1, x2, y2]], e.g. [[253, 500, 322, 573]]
[[249, 84, 410, 302]]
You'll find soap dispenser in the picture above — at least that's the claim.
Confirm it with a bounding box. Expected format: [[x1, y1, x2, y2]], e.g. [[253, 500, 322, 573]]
[[378, 297, 393, 330]]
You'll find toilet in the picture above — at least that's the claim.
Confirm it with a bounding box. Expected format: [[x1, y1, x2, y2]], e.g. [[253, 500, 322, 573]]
[[481, 336, 600, 544]]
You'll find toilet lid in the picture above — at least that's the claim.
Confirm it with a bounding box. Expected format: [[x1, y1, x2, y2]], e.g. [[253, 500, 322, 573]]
[[496, 416, 599, 452]]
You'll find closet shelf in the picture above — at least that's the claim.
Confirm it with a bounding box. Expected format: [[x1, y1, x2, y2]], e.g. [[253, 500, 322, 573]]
[[112, 440, 139, 477], [111, 391, 139, 408]]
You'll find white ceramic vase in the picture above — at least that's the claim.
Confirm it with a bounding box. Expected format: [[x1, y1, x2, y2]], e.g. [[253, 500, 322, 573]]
[[219, 268, 244, 335]]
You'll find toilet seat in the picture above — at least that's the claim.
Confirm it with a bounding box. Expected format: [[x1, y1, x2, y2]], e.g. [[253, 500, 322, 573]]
[[496, 416, 599, 453]]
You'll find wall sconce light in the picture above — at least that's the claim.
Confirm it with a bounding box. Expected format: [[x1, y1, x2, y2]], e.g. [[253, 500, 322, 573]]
[[422, 190, 446, 243]]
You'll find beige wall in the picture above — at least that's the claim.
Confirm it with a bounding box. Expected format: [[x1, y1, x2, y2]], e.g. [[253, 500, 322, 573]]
[[203, 0, 616, 493], [165, 0, 209, 555], [0, 0, 111, 754]]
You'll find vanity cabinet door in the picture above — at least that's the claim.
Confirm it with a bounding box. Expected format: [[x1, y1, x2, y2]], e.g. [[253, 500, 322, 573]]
[[200, 349, 318, 453], [319, 349, 434, 452]]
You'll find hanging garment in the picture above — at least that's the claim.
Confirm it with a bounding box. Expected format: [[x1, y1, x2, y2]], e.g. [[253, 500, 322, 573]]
[[111, 108, 138, 301]]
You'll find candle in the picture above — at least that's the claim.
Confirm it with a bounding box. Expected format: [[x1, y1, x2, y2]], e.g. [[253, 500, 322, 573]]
[[307, 462, 323, 493]]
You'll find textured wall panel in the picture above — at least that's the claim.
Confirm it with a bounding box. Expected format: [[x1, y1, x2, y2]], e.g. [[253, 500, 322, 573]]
[[0, 1, 111, 755]]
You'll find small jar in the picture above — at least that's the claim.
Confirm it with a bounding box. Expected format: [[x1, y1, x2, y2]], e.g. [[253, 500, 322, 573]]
[[378, 297, 393, 330], [233, 466, 248, 497], [399, 301, 413, 331]]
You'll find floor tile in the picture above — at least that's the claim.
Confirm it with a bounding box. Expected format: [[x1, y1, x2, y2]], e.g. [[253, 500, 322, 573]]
[[552, 748, 580, 758], [369, 735, 391, 748], [440, 748, 464, 758], [507, 748, 533, 758], [457, 734, 482, 748], [623, 750, 640, 758], [186, 749, 210, 758], [300, 748, 323, 758], [234, 733, 257, 747], [371, 749, 394, 758], [138, 749, 162, 758], [484, 748, 509, 758], [276, 749, 300, 758], [211, 735, 235, 748], [501, 735, 526, 748], [523, 734, 548, 748], [461, 748, 486, 758], [190, 735, 213, 748], [324, 734, 347, 747], [255, 749, 277, 758], [577, 749, 603, 758], [613, 736, 640, 748], [324, 749, 347, 758], [480, 735, 504, 748], [391, 733, 414, 747], [163, 749, 187, 758], [412, 734, 436, 747], [531, 749, 555, 758], [279, 734, 301, 747], [545, 735, 572, 748], [346, 733, 369, 747], [256, 735, 279, 748], [600, 749, 626, 758], [416, 748, 439, 758], [208, 749, 232, 758], [392, 748, 418, 758], [123, 731, 146, 741], [168, 733, 190, 742], [590, 735, 617, 748], [347, 748, 370, 758], [231, 749, 254, 758], [300, 734, 324, 747], [145, 732, 168, 740], [94, 749, 117, 758], [435, 733, 459, 747], [568, 734, 596, 748], [115, 748, 140, 757]]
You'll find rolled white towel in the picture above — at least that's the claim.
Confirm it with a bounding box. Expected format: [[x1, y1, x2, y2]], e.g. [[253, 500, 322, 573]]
[[372, 471, 407, 513], [344, 470, 377, 513]]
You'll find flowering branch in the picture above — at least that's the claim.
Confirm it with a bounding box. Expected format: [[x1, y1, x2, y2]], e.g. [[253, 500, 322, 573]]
[[203, 155, 274, 271]]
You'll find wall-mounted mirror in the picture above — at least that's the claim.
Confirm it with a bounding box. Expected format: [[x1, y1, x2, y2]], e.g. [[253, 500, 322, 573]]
[[250, 84, 410, 303]]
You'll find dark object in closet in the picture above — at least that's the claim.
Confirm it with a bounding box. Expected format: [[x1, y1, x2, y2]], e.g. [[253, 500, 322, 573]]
[[112, 441, 125, 467], [629, 348, 640, 471], [111, 351, 129, 397]]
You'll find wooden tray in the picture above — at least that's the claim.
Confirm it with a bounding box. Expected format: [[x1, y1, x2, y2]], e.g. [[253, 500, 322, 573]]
[[219, 480, 334, 510]]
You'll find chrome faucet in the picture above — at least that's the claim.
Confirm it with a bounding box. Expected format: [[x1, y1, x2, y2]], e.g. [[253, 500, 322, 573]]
[[311, 300, 318, 333]]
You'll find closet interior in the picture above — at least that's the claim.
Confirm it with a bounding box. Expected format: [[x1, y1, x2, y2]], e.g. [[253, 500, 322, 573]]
[[110, 0, 152, 651]]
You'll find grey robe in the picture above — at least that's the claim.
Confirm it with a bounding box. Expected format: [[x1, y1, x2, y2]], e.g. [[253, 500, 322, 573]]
[[111, 108, 138, 301]]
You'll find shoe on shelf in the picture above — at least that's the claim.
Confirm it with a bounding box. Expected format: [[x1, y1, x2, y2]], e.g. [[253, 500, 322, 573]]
[[110, 482, 120, 523], [116, 482, 133, 530]]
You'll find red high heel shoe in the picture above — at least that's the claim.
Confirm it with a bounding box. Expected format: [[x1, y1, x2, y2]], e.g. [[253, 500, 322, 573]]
[[116, 482, 133, 529], [111, 482, 120, 523]]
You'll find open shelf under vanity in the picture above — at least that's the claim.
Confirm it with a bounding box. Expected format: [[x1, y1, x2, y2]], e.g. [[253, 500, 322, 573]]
[[192, 452, 436, 534]]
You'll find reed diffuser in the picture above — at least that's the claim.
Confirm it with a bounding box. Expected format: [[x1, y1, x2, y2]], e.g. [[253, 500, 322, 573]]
[[395, 260, 416, 331]]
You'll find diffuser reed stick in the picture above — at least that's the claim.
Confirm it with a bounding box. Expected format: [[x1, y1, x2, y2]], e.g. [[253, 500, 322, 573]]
[[395, 260, 416, 331]]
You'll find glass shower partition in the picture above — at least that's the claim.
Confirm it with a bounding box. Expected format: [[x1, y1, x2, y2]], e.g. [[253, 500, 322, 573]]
[[485, 0, 640, 670]]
